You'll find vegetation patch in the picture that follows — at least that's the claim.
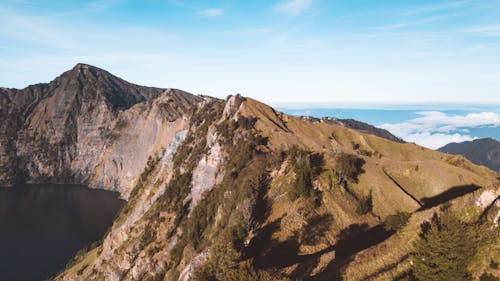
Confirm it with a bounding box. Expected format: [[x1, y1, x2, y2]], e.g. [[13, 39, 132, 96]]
[[384, 211, 411, 232], [356, 191, 373, 215], [333, 152, 365, 185], [409, 207, 497, 281], [286, 146, 324, 205]]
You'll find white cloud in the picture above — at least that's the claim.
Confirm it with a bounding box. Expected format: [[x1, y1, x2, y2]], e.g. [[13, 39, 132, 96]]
[[275, 0, 313, 16], [411, 111, 500, 128], [402, 132, 474, 150], [464, 25, 500, 37], [198, 8, 224, 18], [380, 111, 500, 149]]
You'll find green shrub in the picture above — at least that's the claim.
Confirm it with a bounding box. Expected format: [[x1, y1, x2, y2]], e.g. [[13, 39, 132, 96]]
[[480, 273, 500, 281], [333, 152, 365, 184], [352, 143, 360, 150], [356, 191, 372, 215], [287, 146, 324, 202], [384, 211, 411, 231]]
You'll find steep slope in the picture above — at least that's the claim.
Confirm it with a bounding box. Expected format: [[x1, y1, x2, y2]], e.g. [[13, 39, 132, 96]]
[[56, 96, 498, 281], [0, 64, 203, 196], [2, 65, 498, 281], [439, 138, 500, 172]]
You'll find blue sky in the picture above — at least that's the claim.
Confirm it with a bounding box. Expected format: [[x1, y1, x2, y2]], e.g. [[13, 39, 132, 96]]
[[280, 106, 500, 148], [1, 0, 500, 104]]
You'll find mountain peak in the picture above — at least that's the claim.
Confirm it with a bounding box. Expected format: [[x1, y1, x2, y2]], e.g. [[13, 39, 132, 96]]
[[66, 63, 114, 81], [72, 62, 104, 71], [439, 137, 500, 171], [48, 63, 166, 110]]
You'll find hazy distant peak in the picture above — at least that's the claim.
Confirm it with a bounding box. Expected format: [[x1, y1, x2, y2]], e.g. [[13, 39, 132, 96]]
[[439, 138, 500, 171]]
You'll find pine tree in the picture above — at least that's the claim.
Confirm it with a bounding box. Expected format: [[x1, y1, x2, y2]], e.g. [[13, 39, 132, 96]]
[[412, 210, 476, 281]]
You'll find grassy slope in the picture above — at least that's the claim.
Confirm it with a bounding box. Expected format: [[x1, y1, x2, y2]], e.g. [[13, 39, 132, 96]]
[[56, 96, 498, 281], [241, 98, 499, 280], [242, 98, 496, 214]]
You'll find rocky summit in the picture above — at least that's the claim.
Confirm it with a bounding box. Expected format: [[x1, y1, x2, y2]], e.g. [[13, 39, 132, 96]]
[[1, 64, 499, 281]]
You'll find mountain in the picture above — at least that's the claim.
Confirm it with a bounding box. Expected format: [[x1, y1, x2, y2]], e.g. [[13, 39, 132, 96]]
[[0, 63, 192, 195], [298, 116, 404, 143], [1, 64, 499, 281], [439, 138, 500, 172]]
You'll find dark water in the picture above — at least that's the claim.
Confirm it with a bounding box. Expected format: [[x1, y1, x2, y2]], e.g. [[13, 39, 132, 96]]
[[0, 184, 124, 281]]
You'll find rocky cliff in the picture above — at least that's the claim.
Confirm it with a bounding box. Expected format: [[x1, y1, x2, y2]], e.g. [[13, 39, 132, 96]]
[[0, 63, 202, 197], [1, 64, 498, 281]]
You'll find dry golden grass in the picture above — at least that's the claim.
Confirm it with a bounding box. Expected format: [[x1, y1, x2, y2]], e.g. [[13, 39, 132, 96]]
[[242, 98, 497, 212], [342, 210, 434, 281], [59, 97, 498, 281], [241, 98, 499, 280], [55, 247, 98, 280]]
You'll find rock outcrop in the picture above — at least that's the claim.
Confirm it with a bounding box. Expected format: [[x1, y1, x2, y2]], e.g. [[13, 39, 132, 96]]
[[2, 64, 499, 281], [0, 64, 201, 196]]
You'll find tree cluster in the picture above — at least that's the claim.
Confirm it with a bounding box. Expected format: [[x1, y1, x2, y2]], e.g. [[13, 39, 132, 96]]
[[411, 210, 477, 281], [333, 152, 365, 185]]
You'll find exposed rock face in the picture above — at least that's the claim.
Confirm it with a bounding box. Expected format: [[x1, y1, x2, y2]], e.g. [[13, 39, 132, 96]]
[[2, 65, 499, 281], [474, 189, 500, 210], [189, 126, 224, 211], [0, 64, 201, 196], [178, 250, 209, 281]]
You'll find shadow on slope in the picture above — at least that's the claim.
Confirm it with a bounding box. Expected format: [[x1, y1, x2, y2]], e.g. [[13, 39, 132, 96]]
[[307, 223, 395, 281], [248, 216, 395, 280], [418, 184, 481, 211], [333, 223, 395, 258]]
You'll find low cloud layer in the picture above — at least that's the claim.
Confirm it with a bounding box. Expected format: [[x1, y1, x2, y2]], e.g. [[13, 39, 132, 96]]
[[380, 111, 500, 149]]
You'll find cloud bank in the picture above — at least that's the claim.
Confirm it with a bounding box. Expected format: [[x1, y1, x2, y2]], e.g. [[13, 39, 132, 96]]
[[380, 111, 500, 149]]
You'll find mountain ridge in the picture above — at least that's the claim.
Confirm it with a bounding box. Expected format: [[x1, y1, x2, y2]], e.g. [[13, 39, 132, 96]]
[[0, 63, 181, 192], [439, 138, 500, 172], [297, 116, 404, 143], [0, 64, 498, 281]]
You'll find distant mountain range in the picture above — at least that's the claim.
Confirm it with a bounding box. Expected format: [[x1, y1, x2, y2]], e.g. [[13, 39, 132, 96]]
[[439, 138, 500, 172]]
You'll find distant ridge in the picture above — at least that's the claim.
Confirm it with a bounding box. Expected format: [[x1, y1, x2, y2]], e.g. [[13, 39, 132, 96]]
[[298, 115, 405, 143], [439, 138, 500, 171]]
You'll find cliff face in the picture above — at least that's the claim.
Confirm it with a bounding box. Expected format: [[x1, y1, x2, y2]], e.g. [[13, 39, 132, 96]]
[[2, 65, 499, 281], [0, 64, 202, 196], [57, 93, 498, 281]]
